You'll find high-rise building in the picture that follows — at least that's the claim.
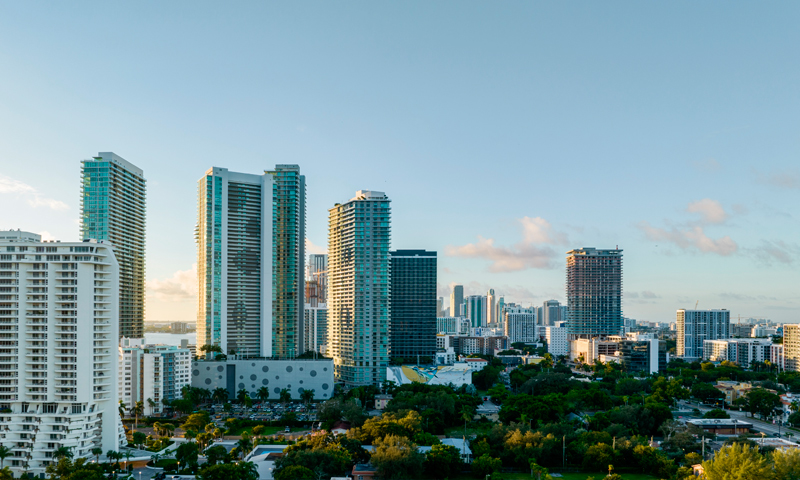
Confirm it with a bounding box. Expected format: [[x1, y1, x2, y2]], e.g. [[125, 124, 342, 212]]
[[784, 324, 800, 372], [81, 152, 146, 339], [545, 326, 569, 357], [676, 309, 730, 360], [119, 338, 191, 415], [450, 285, 464, 318], [503, 305, 537, 344], [486, 289, 497, 326], [464, 295, 487, 328], [328, 191, 391, 386], [266, 165, 306, 358], [566, 248, 623, 337], [390, 250, 437, 361], [196, 166, 305, 359], [303, 304, 328, 355], [542, 300, 566, 326], [0, 232, 121, 476], [436, 297, 445, 317], [306, 254, 328, 308], [496, 297, 505, 324]]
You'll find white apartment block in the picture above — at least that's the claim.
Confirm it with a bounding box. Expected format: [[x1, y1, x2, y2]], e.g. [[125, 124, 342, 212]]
[[702, 338, 773, 366], [119, 338, 191, 415], [0, 233, 120, 476], [676, 309, 730, 360], [437, 317, 467, 335], [545, 326, 569, 357], [503, 306, 537, 344], [784, 324, 800, 373]]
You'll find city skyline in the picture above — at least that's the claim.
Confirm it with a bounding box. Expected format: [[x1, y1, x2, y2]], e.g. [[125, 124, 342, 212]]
[[1, 3, 799, 325]]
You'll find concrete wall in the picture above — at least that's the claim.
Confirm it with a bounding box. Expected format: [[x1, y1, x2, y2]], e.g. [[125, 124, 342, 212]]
[[191, 359, 335, 400]]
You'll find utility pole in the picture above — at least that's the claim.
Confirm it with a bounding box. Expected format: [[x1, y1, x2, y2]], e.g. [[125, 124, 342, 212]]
[[562, 435, 566, 467], [702, 436, 705, 459]]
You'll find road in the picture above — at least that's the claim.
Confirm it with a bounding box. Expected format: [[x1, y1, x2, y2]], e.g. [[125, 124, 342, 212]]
[[676, 401, 794, 438]]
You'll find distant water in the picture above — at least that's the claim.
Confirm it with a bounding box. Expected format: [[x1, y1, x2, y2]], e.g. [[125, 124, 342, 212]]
[[143, 332, 196, 346]]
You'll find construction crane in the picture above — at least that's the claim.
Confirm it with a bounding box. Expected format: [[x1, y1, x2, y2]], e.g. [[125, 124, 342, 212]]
[[695, 300, 699, 310]]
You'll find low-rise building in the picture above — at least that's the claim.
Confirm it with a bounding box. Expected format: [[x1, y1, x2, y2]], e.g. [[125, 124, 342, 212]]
[[687, 418, 752, 435], [703, 338, 773, 366], [191, 359, 335, 400], [570, 338, 619, 363], [545, 326, 569, 357], [713, 381, 753, 405]]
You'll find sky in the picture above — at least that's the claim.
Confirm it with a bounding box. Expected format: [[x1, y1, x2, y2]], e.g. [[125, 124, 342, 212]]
[[0, 2, 798, 324]]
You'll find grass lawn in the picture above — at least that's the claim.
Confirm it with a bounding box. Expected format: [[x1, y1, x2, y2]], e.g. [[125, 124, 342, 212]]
[[225, 425, 282, 437]]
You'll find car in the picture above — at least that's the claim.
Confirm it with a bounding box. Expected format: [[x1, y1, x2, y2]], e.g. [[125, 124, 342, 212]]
[[285, 426, 291, 433]]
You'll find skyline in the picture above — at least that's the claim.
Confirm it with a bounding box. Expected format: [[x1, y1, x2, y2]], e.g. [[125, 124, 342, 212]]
[[1, 3, 799, 324]]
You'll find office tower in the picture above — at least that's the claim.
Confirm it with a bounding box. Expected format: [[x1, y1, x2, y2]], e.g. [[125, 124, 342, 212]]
[[487, 289, 497, 326], [81, 152, 146, 339], [496, 297, 505, 323], [542, 300, 565, 326], [119, 339, 191, 415], [306, 254, 328, 308], [197, 166, 306, 359], [450, 285, 464, 318], [566, 248, 623, 337], [0, 232, 120, 475], [328, 191, 391, 386], [503, 305, 537, 344], [266, 165, 306, 358], [676, 309, 730, 360], [390, 250, 437, 361], [303, 304, 328, 355], [617, 339, 665, 374], [464, 295, 487, 328]]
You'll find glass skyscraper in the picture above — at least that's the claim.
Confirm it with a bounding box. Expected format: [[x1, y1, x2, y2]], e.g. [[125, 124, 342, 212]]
[[566, 247, 623, 337], [266, 165, 306, 358], [196, 166, 305, 359], [389, 250, 437, 361], [328, 190, 391, 386], [81, 152, 146, 339]]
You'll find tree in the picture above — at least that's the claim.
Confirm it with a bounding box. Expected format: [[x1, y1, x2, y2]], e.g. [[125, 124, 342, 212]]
[[197, 462, 259, 480], [425, 444, 462, 479], [742, 388, 782, 420], [300, 388, 315, 405], [237, 388, 249, 404], [176, 441, 200, 468], [471, 454, 502, 478], [691, 383, 726, 404], [182, 412, 211, 433], [701, 443, 772, 480], [205, 445, 229, 465], [236, 432, 253, 459], [370, 435, 425, 480], [54, 446, 74, 460], [773, 447, 800, 480], [147, 397, 157, 414], [257, 386, 270, 403], [0, 446, 9, 468], [274, 465, 315, 480], [90, 447, 102, 465], [197, 432, 213, 451], [131, 400, 145, 431], [132, 431, 147, 449], [279, 388, 292, 405], [45, 458, 106, 480], [703, 409, 730, 419], [213, 387, 229, 404]]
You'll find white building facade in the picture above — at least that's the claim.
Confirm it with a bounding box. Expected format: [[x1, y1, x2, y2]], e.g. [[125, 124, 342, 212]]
[[119, 338, 191, 415], [702, 338, 773, 366], [0, 233, 120, 476], [545, 326, 569, 357], [503, 306, 537, 344]]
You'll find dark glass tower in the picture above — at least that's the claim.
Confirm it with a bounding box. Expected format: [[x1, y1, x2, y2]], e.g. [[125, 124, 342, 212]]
[[389, 250, 437, 361], [566, 248, 623, 337]]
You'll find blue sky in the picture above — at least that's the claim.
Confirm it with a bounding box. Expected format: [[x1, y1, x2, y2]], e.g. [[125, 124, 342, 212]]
[[0, 2, 798, 324]]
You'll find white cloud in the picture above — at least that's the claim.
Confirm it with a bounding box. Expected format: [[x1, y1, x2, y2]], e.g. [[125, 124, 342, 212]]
[[445, 217, 567, 272], [757, 169, 800, 190], [147, 264, 198, 301], [306, 238, 326, 255], [687, 199, 728, 224], [0, 174, 68, 211], [637, 221, 738, 256], [38, 231, 57, 241]]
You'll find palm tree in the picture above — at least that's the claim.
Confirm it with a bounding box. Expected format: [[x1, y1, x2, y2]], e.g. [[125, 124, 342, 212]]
[[279, 388, 291, 407], [147, 397, 157, 415], [256, 387, 270, 404], [53, 446, 73, 460], [91, 447, 102, 464], [236, 433, 252, 460], [185, 429, 197, 442], [0, 446, 9, 468], [300, 388, 315, 406], [123, 450, 133, 471], [131, 401, 145, 431], [212, 387, 228, 404], [237, 388, 249, 405], [118, 401, 127, 419]]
